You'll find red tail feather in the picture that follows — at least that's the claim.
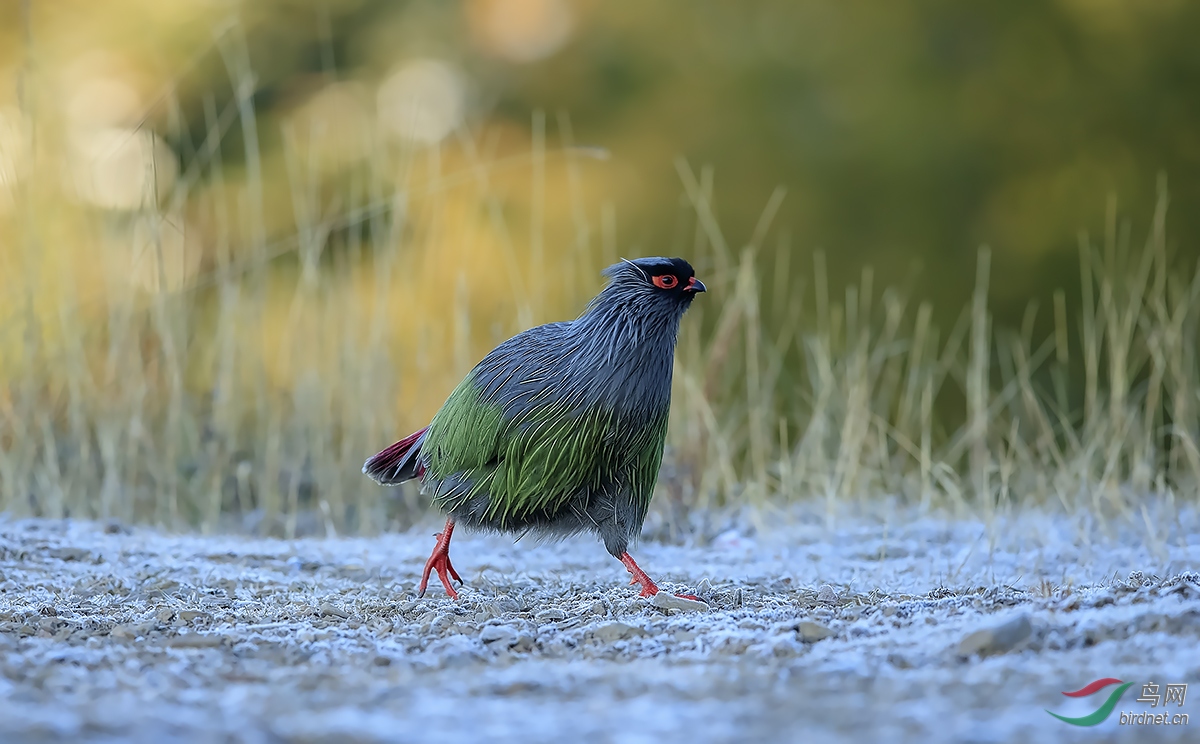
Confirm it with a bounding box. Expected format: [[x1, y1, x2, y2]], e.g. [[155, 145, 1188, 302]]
[[363, 426, 429, 485]]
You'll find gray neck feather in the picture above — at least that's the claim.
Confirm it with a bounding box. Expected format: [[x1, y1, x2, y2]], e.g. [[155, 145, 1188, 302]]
[[471, 263, 696, 424], [565, 273, 691, 415]]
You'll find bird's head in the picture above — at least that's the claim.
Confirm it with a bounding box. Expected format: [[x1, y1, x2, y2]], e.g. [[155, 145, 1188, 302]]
[[595, 257, 706, 318]]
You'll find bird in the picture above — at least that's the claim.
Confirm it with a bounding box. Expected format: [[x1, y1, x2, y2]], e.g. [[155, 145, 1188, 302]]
[[362, 256, 706, 600]]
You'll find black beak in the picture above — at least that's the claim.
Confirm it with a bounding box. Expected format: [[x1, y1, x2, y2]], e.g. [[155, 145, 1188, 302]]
[[685, 277, 707, 293]]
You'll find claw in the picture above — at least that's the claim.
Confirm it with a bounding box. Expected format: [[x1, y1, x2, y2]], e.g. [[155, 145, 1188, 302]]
[[618, 552, 700, 600], [417, 518, 462, 600], [619, 552, 662, 598]]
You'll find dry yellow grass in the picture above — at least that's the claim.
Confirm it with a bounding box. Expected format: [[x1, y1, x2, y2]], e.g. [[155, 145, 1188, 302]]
[[2, 20, 1197, 539]]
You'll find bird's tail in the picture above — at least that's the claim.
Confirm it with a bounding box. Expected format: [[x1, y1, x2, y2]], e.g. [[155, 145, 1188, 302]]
[[363, 426, 429, 485]]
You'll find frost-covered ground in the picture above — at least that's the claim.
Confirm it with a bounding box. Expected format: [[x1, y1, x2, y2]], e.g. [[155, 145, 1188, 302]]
[[1, 503, 1198, 744]]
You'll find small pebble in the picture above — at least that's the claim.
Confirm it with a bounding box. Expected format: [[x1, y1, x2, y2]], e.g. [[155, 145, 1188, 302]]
[[535, 609, 567, 623], [956, 614, 1033, 658], [480, 625, 517, 646], [796, 621, 834, 643], [166, 633, 224, 649], [319, 603, 350, 619], [650, 593, 709, 613], [491, 596, 520, 614], [589, 622, 646, 642]]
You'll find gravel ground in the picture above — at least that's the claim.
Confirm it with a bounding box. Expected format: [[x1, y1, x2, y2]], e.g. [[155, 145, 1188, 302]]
[[1, 502, 1198, 744]]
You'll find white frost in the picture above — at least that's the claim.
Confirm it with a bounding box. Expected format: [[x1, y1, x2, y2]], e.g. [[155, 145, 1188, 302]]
[[0, 503, 1197, 743]]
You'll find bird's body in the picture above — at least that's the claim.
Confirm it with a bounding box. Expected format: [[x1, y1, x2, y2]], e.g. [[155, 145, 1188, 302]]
[[364, 257, 705, 599]]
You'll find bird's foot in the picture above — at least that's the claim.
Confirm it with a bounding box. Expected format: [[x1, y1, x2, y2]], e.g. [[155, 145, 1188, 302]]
[[418, 518, 463, 600], [619, 552, 699, 600], [419, 549, 462, 600]]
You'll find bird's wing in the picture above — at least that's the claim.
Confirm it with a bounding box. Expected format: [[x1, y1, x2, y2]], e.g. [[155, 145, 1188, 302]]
[[420, 324, 668, 528]]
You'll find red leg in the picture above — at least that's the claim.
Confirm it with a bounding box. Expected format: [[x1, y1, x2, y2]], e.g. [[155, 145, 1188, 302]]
[[418, 517, 463, 599], [619, 552, 699, 600]]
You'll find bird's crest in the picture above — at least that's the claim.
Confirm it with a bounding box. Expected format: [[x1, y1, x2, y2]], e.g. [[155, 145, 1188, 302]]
[[617, 257, 649, 280]]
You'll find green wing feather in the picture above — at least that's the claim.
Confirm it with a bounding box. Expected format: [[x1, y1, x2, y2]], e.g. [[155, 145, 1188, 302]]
[[422, 372, 669, 528]]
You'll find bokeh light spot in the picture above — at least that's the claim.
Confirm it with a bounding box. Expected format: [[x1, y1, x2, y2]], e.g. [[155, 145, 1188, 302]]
[[67, 127, 179, 210], [468, 0, 574, 63], [376, 59, 466, 145]]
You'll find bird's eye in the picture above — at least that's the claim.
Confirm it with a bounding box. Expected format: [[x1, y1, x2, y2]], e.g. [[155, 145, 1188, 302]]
[[652, 274, 679, 289]]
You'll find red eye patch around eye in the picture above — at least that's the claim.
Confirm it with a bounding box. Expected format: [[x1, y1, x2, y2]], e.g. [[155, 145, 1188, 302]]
[[652, 275, 679, 289]]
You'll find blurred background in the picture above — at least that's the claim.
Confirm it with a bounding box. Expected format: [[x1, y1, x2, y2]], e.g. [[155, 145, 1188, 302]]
[[2, 0, 1198, 535]]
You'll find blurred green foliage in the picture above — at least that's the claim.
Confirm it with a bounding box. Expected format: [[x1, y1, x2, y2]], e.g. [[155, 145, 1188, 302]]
[[231, 0, 1200, 323], [4, 0, 1198, 327]]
